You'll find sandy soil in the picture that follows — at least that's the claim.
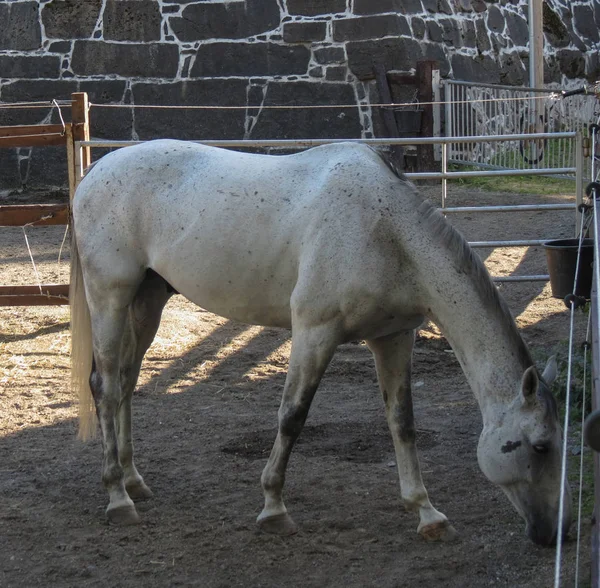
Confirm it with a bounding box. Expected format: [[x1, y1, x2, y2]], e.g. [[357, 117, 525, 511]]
[[0, 184, 593, 587]]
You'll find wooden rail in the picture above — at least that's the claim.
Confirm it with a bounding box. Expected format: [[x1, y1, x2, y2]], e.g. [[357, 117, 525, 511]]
[[0, 124, 67, 148], [0, 284, 69, 306], [0, 204, 69, 227], [0, 92, 89, 306]]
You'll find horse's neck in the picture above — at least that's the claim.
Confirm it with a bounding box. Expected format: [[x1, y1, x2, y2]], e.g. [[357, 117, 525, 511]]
[[429, 295, 529, 415], [407, 203, 532, 416]]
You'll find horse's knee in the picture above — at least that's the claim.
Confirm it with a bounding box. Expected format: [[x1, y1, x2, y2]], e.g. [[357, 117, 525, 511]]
[[278, 399, 311, 439], [388, 402, 416, 443], [89, 358, 103, 403]]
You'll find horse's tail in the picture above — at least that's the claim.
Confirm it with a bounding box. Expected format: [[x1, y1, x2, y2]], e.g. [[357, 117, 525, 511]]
[[70, 228, 97, 440]]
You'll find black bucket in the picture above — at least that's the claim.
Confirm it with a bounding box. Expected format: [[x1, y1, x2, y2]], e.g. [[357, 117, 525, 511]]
[[543, 238, 594, 299]]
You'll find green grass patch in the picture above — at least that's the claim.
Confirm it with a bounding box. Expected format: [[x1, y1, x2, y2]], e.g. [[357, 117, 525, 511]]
[[448, 173, 575, 195]]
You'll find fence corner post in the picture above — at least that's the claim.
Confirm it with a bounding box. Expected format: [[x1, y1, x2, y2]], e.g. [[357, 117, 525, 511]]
[[70, 92, 91, 200], [416, 59, 439, 174]]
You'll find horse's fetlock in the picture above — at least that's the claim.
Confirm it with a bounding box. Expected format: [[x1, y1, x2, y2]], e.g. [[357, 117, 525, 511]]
[[402, 492, 428, 512], [261, 471, 284, 493], [102, 463, 124, 488]]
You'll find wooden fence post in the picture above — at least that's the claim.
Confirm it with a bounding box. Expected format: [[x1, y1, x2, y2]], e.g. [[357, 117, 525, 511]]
[[69, 92, 90, 200], [374, 62, 405, 171], [416, 60, 438, 173]]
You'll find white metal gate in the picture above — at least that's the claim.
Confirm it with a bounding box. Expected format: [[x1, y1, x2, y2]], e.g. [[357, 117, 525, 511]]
[[444, 80, 600, 180]]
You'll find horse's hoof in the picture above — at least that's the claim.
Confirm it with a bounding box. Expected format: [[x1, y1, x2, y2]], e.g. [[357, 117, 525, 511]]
[[418, 520, 459, 542], [126, 482, 154, 501], [257, 512, 298, 536], [106, 503, 141, 526]]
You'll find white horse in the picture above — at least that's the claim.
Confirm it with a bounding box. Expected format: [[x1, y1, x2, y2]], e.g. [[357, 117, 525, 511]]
[[70, 140, 571, 545]]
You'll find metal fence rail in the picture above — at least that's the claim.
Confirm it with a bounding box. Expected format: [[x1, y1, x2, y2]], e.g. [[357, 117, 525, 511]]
[[444, 80, 600, 181]]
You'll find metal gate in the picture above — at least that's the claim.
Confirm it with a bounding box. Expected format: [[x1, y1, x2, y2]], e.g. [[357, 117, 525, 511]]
[[444, 80, 600, 180]]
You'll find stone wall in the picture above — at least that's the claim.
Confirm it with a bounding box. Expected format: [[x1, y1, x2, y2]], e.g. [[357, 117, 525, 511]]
[[1, 0, 599, 191]]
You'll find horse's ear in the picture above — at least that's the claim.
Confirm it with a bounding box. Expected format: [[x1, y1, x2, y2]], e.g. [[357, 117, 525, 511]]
[[542, 355, 558, 386], [521, 366, 539, 404]]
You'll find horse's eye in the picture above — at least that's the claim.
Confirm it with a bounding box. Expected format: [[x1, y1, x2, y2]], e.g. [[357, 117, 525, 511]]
[[533, 444, 549, 454]]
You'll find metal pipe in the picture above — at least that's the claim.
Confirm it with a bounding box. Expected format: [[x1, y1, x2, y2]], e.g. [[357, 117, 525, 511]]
[[469, 239, 556, 247], [408, 167, 575, 180], [493, 275, 549, 282], [576, 131, 584, 236], [445, 80, 552, 93], [444, 204, 574, 213], [79, 132, 576, 149]]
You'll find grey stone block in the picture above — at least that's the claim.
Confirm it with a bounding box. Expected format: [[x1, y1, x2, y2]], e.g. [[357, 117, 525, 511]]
[[132, 79, 248, 140], [547, 6, 575, 48], [354, 0, 424, 13], [0, 2, 41, 50], [0, 55, 61, 79], [48, 41, 72, 53], [1, 79, 78, 104], [573, 5, 599, 43], [0, 149, 23, 191], [190, 43, 310, 77], [287, 0, 346, 16], [170, 0, 280, 41], [475, 18, 491, 52], [427, 21, 443, 43], [461, 20, 477, 48], [104, 0, 162, 42], [325, 66, 347, 81], [26, 146, 69, 189], [586, 52, 600, 82], [249, 81, 361, 139], [333, 15, 410, 42], [499, 51, 525, 85], [505, 11, 528, 46], [283, 22, 327, 43], [411, 17, 426, 40], [451, 54, 500, 83], [313, 46, 346, 65], [543, 55, 561, 84], [78, 80, 127, 104], [422, 0, 451, 14], [487, 5, 505, 33], [347, 38, 424, 80], [71, 41, 179, 78], [41, 0, 102, 39], [421, 43, 450, 76], [557, 49, 585, 79], [440, 19, 461, 47]]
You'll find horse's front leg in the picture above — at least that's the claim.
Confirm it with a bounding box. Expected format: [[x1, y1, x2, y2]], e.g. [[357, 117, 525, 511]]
[[257, 323, 339, 535], [367, 330, 458, 542]]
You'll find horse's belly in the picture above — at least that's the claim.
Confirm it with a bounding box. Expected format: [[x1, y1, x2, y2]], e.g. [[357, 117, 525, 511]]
[[154, 252, 295, 328]]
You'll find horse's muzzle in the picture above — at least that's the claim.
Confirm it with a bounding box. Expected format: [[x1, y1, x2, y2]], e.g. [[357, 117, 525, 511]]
[[526, 517, 569, 547]]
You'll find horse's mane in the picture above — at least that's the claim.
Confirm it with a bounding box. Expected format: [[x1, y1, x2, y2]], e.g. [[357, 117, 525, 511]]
[[417, 199, 559, 414], [370, 148, 559, 390]]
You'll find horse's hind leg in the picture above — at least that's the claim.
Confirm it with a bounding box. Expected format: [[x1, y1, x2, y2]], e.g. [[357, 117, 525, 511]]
[[117, 272, 173, 501], [257, 323, 340, 535], [367, 331, 458, 542], [88, 292, 140, 525]]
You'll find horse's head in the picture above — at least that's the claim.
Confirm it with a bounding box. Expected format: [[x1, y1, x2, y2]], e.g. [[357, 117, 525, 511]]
[[476, 356, 572, 546]]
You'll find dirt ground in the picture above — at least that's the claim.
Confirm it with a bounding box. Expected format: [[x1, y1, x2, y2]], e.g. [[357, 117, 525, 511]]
[[0, 183, 593, 587]]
